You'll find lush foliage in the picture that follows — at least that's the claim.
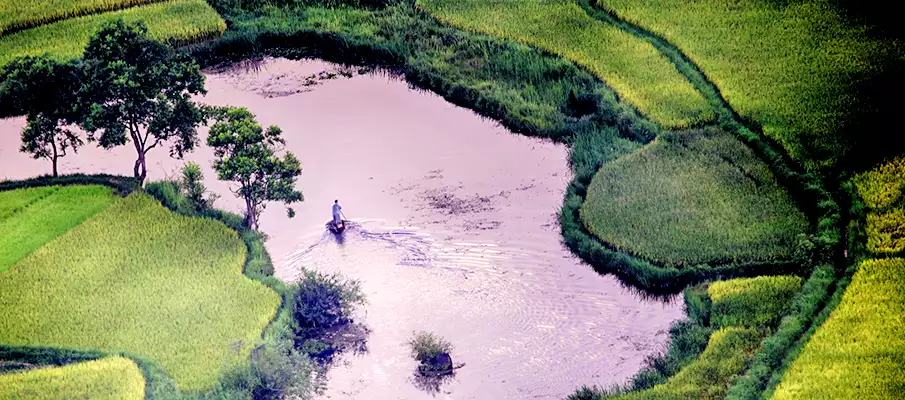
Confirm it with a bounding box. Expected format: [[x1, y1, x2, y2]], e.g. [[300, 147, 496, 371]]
[[0, 0, 163, 35], [0, 192, 281, 392], [0, 357, 145, 400], [408, 331, 453, 363], [581, 129, 807, 267], [208, 106, 303, 230], [292, 270, 364, 331], [80, 19, 207, 185], [855, 156, 905, 255], [0, 0, 226, 67], [180, 161, 218, 212], [708, 276, 802, 329], [0, 185, 115, 272], [771, 258, 905, 399], [598, 0, 904, 171], [416, 0, 712, 128]]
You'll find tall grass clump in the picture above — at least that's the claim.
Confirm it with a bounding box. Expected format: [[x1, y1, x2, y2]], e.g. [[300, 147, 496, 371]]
[[580, 129, 808, 267], [598, 0, 904, 171], [0, 357, 145, 400], [0, 0, 165, 35], [0, 192, 281, 392], [0, 185, 115, 271], [408, 331, 452, 363], [770, 258, 905, 399], [0, 0, 226, 67], [416, 0, 713, 128]]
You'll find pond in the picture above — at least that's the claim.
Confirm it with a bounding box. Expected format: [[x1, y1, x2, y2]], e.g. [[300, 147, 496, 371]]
[[0, 58, 682, 399]]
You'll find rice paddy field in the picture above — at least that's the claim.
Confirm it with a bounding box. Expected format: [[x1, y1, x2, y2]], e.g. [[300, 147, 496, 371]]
[[708, 275, 802, 329], [597, 0, 903, 170], [0, 185, 116, 272], [771, 258, 905, 399], [416, 0, 713, 128], [855, 156, 905, 255], [0, 192, 281, 392], [580, 130, 808, 267], [0, 0, 225, 66], [0, 0, 164, 35], [0, 357, 145, 400]]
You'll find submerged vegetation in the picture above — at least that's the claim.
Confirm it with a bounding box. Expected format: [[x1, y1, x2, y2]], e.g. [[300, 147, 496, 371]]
[[0, 357, 145, 400]]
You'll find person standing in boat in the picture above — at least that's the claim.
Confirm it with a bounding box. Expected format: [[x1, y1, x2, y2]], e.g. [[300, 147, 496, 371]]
[[332, 200, 344, 227]]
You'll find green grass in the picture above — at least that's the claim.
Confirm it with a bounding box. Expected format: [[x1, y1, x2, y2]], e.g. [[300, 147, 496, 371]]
[[708, 276, 802, 329], [0, 0, 226, 67], [416, 0, 713, 128], [0, 192, 281, 392], [0, 357, 145, 400], [0, 185, 59, 220], [580, 129, 808, 267], [598, 0, 903, 170], [771, 258, 905, 399], [0, 185, 116, 272], [855, 156, 905, 255], [0, 0, 164, 35], [614, 327, 763, 400]]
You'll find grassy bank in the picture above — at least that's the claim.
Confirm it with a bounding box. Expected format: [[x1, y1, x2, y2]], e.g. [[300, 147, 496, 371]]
[[0, 357, 145, 400], [597, 0, 903, 172], [0, 0, 225, 66], [581, 129, 807, 268], [415, 0, 712, 128], [0, 185, 116, 271], [0, 192, 281, 392]]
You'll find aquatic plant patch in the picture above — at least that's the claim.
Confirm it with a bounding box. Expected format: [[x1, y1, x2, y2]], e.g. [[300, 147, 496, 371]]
[[580, 129, 807, 267], [416, 0, 713, 128], [0, 192, 281, 392], [708, 276, 802, 329], [0, 0, 165, 35], [0, 185, 115, 272], [0, 357, 145, 400], [771, 258, 905, 399], [598, 0, 903, 170], [0, 0, 225, 67]]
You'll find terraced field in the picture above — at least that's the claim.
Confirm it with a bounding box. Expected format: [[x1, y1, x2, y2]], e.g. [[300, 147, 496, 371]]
[[0, 0, 164, 35], [598, 0, 903, 170], [0, 185, 116, 271], [416, 0, 713, 128], [0, 0, 225, 66], [0, 357, 145, 400], [0, 191, 281, 392], [580, 130, 807, 267]]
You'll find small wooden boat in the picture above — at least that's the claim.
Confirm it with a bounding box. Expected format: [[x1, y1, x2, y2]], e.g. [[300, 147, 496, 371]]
[[329, 220, 346, 233]]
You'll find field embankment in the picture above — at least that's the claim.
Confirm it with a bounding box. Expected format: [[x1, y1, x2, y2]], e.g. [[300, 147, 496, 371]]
[[0, 357, 145, 400]]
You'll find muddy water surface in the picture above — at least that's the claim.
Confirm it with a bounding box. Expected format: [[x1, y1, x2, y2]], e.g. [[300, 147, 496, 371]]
[[0, 58, 683, 399]]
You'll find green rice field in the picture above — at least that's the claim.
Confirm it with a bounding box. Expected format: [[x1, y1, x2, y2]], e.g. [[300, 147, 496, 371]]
[[580, 130, 807, 267], [0, 357, 145, 400], [855, 156, 905, 255], [0, 0, 226, 66], [598, 0, 903, 170], [0, 0, 164, 35], [708, 275, 802, 329], [416, 0, 713, 128], [771, 258, 905, 399], [0, 192, 281, 392], [0, 185, 116, 272]]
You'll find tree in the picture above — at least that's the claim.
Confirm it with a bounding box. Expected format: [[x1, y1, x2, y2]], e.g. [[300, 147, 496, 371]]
[[180, 161, 218, 212], [208, 106, 302, 230], [80, 20, 206, 185], [0, 55, 84, 176]]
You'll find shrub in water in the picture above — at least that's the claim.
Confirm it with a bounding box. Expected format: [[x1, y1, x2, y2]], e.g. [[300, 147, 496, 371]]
[[292, 271, 364, 332], [409, 331, 454, 374]]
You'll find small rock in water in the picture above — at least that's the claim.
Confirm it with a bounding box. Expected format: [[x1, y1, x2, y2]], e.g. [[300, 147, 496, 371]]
[[419, 352, 454, 376]]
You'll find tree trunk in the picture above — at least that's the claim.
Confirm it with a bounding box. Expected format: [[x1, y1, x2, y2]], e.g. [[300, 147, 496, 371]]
[[245, 196, 257, 230], [51, 156, 58, 177], [134, 152, 147, 186]]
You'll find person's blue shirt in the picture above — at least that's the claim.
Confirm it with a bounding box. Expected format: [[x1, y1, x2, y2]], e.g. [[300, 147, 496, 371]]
[[332, 202, 342, 223]]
